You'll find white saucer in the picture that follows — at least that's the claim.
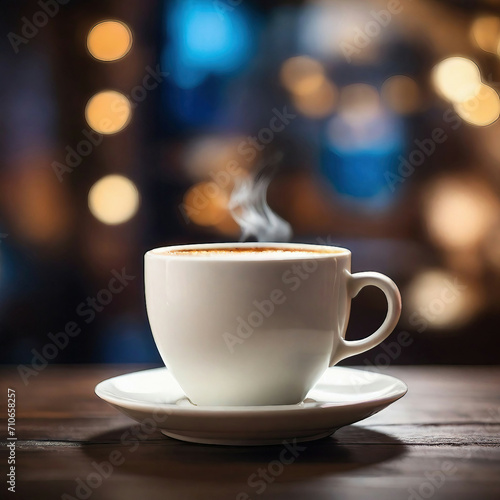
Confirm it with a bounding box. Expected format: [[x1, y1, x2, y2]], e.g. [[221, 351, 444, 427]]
[[95, 367, 407, 446]]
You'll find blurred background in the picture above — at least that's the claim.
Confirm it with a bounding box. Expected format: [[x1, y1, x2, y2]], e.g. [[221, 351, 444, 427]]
[[1, 0, 500, 366]]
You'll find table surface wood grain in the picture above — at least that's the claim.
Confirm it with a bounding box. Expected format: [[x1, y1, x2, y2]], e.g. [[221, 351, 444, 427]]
[[0, 365, 499, 500]]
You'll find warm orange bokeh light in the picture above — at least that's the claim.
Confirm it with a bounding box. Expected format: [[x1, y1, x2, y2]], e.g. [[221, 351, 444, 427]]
[[431, 56, 481, 103], [292, 80, 337, 118], [423, 176, 499, 250], [183, 182, 231, 227], [405, 269, 481, 330], [88, 175, 140, 225], [454, 84, 500, 127], [470, 16, 500, 55], [87, 20, 133, 62], [85, 90, 132, 135], [280, 56, 325, 96], [1, 166, 72, 245]]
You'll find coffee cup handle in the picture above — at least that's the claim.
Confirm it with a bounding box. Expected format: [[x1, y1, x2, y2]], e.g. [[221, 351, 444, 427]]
[[329, 270, 402, 366]]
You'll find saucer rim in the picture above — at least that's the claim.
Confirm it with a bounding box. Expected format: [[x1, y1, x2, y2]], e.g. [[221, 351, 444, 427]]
[[95, 366, 408, 415]]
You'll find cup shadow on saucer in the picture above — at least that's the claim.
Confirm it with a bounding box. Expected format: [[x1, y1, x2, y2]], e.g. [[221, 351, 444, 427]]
[[83, 424, 408, 490]]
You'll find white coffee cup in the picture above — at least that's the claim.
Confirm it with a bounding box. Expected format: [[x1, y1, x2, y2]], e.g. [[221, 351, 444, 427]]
[[145, 242, 401, 406]]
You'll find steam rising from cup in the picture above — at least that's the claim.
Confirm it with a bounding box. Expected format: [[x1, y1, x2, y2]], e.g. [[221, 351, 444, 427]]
[[228, 164, 292, 242]]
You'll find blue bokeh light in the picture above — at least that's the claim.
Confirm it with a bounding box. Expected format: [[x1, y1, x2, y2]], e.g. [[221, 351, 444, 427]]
[[320, 112, 405, 210], [166, 0, 253, 90]]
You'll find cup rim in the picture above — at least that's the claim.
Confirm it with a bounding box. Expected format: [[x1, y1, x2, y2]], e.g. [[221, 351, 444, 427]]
[[145, 242, 351, 261]]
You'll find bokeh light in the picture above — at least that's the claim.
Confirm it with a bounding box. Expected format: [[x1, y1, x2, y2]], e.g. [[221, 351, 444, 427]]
[[183, 182, 231, 226], [166, 0, 252, 89], [423, 177, 499, 250], [88, 175, 140, 225], [183, 136, 248, 180], [382, 75, 421, 115], [280, 56, 325, 96], [5, 168, 72, 245], [406, 269, 480, 330], [87, 20, 133, 62], [338, 84, 381, 125], [470, 16, 500, 55], [211, 213, 240, 236], [454, 84, 500, 127], [292, 79, 337, 118], [85, 90, 132, 135], [431, 57, 481, 103]]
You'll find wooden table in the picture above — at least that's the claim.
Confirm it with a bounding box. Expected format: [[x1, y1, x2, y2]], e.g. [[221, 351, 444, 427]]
[[1, 365, 499, 499]]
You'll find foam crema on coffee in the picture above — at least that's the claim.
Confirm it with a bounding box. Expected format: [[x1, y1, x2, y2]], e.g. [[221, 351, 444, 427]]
[[158, 247, 343, 257]]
